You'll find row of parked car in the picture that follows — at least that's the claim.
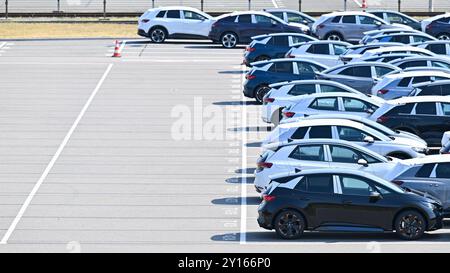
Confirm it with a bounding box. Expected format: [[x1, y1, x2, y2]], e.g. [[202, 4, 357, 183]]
[[138, 6, 450, 47], [234, 11, 450, 241]]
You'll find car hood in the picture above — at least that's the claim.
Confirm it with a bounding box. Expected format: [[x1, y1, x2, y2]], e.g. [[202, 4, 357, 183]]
[[396, 130, 427, 144], [392, 135, 427, 149], [288, 22, 310, 32], [404, 188, 443, 206], [390, 23, 413, 30]]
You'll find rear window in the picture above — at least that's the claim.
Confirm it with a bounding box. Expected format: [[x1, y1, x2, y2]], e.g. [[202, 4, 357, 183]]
[[287, 84, 316, 96], [309, 126, 332, 139], [398, 61, 427, 69], [238, 14, 251, 23], [398, 77, 412, 87], [220, 15, 237, 22], [292, 127, 308, 139], [415, 102, 436, 115], [331, 16, 341, 23]]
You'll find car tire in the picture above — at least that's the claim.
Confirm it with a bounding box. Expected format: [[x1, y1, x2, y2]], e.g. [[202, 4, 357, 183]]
[[437, 33, 450, 40], [149, 27, 167, 43], [254, 85, 270, 104], [221, 32, 238, 48], [325, 32, 343, 41], [395, 210, 426, 240], [255, 55, 270, 62], [274, 210, 305, 240]]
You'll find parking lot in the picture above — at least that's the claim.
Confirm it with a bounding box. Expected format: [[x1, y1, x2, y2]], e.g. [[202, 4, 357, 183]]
[[0, 38, 446, 252]]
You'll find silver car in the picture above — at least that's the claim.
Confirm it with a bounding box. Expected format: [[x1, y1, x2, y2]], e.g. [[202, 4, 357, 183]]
[[312, 11, 398, 42], [254, 138, 406, 192], [392, 155, 450, 214], [262, 118, 428, 159], [316, 62, 401, 94], [281, 92, 384, 120], [261, 80, 362, 124], [389, 56, 450, 70], [414, 40, 450, 55], [286, 40, 351, 67]]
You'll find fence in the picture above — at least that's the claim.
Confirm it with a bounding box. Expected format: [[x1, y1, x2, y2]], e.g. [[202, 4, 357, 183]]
[[0, 0, 448, 18]]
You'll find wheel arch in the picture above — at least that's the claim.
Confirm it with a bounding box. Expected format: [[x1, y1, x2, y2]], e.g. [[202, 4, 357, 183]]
[[272, 207, 309, 229], [392, 207, 428, 231], [149, 25, 169, 35]]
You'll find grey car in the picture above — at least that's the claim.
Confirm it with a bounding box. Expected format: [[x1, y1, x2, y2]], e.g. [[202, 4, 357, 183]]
[[393, 155, 450, 215], [264, 8, 316, 28], [389, 56, 450, 70], [367, 10, 422, 31], [312, 11, 398, 42], [338, 42, 403, 63], [316, 62, 401, 94]]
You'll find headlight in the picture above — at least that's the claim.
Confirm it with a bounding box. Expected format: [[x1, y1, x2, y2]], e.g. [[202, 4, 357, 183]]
[[412, 147, 426, 153], [423, 202, 436, 210]]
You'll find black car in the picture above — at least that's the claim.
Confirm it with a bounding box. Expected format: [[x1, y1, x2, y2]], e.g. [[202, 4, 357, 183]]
[[209, 11, 306, 48], [257, 169, 443, 240], [374, 97, 450, 146]]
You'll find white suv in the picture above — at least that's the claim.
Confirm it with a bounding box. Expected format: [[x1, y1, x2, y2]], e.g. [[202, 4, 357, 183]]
[[138, 6, 215, 43]]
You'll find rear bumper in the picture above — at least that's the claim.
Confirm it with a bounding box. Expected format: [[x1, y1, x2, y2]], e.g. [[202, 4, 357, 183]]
[[138, 29, 148, 38], [257, 209, 274, 230], [243, 81, 256, 98]]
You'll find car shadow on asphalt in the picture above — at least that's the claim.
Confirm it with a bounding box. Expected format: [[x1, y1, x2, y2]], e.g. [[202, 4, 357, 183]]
[[211, 196, 261, 206], [235, 167, 256, 174], [225, 176, 255, 184], [211, 230, 450, 243], [213, 101, 260, 106], [218, 70, 247, 74], [245, 141, 262, 147], [184, 45, 246, 49]]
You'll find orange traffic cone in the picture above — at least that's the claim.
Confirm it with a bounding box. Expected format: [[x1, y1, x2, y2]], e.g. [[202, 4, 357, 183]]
[[362, 0, 368, 9], [112, 40, 121, 57]]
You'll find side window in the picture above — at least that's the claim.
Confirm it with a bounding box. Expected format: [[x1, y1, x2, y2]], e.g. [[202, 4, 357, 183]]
[[331, 16, 341, 23], [156, 10, 166, 18], [436, 163, 450, 178], [416, 163, 435, 177], [255, 15, 277, 24], [412, 76, 432, 85], [343, 98, 377, 112], [289, 145, 325, 161], [272, 36, 289, 46], [386, 13, 403, 23], [333, 44, 347, 55], [441, 103, 450, 116], [221, 16, 237, 22], [320, 85, 347, 93], [329, 145, 363, 163], [294, 177, 307, 191], [354, 66, 372, 77], [273, 62, 294, 73], [339, 175, 376, 196], [306, 44, 330, 54], [286, 12, 304, 23], [270, 12, 284, 20], [297, 62, 321, 73], [398, 77, 412, 87], [339, 67, 354, 76], [420, 85, 442, 96], [415, 102, 437, 115], [359, 15, 379, 25], [166, 10, 181, 19], [305, 174, 334, 193], [371, 12, 384, 20], [413, 35, 431, 43], [309, 97, 339, 111], [308, 126, 333, 139], [432, 61, 450, 69], [374, 66, 395, 77], [287, 84, 316, 96], [238, 14, 252, 23], [292, 127, 308, 139], [391, 35, 411, 44], [342, 15, 356, 24], [442, 86, 450, 96], [399, 61, 427, 69], [386, 103, 414, 115], [337, 126, 374, 142], [428, 44, 447, 55], [183, 11, 206, 20], [291, 35, 310, 44]]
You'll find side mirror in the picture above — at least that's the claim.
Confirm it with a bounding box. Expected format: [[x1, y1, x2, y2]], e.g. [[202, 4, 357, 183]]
[[363, 136, 375, 143], [357, 158, 369, 166], [369, 191, 382, 202], [302, 19, 308, 25], [375, 21, 382, 28], [366, 108, 374, 114]]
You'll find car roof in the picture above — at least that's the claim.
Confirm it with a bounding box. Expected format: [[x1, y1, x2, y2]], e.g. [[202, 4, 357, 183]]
[[366, 45, 432, 54], [385, 69, 450, 78], [253, 32, 314, 38], [322, 61, 399, 73], [269, 168, 386, 181], [298, 40, 351, 46], [402, 154, 450, 165], [390, 56, 450, 63], [348, 42, 403, 49], [414, 40, 450, 45], [149, 6, 204, 12], [278, 118, 366, 129], [373, 32, 432, 38], [293, 91, 381, 102], [252, 57, 328, 68], [389, 95, 450, 105], [269, 79, 358, 89], [360, 53, 417, 61]]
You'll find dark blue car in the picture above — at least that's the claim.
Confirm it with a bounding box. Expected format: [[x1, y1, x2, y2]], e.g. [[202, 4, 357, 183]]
[[208, 11, 307, 48], [243, 33, 317, 66], [243, 58, 328, 103], [424, 15, 450, 40]]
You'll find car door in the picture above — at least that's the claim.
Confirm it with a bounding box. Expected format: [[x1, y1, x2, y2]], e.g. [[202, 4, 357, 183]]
[[357, 15, 383, 40], [334, 66, 373, 93], [253, 14, 280, 36], [236, 14, 254, 42], [181, 10, 211, 36], [327, 144, 383, 176], [269, 61, 296, 83], [334, 174, 398, 229], [335, 125, 382, 154], [434, 163, 450, 209], [413, 102, 441, 145], [286, 144, 331, 170], [341, 97, 378, 117], [306, 97, 340, 116], [271, 35, 290, 58], [330, 43, 347, 67], [340, 15, 358, 41], [165, 10, 183, 34], [304, 43, 336, 67], [295, 61, 323, 80]]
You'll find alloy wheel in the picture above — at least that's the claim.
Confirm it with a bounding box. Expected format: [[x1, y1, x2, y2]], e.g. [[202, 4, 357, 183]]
[[255, 86, 270, 104], [151, 29, 165, 43], [276, 212, 303, 238], [327, 34, 341, 41], [438, 34, 450, 40], [398, 214, 424, 239], [222, 33, 237, 48]]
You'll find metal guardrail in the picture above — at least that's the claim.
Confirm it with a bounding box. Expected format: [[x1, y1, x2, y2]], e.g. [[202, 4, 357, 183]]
[[0, 0, 448, 18]]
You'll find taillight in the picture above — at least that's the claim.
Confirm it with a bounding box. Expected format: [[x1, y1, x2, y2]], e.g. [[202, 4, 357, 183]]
[[257, 162, 273, 169], [246, 74, 256, 80], [377, 116, 389, 123], [377, 89, 389, 95], [246, 47, 255, 52], [141, 19, 150, 23], [317, 24, 325, 29], [264, 98, 275, 103], [262, 194, 276, 202], [283, 111, 295, 118], [392, 180, 404, 186]]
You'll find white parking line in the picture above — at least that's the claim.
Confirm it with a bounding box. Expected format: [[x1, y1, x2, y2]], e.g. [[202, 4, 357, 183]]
[[240, 64, 247, 245], [0, 63, 114, 245], [271, 0, 279, 8]]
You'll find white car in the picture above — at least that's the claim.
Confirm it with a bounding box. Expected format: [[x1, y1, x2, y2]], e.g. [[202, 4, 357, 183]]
[[339, 42, 403, 63], [254, 138, 406, 192], [371, 70, 450, 99], [285, 40, 351, 67], [138, 6, 215, 43], [262, 118, 428, 159], [281, 92, 384, 120], [354, 45, 436, 61], [262, 80, 362, 124]]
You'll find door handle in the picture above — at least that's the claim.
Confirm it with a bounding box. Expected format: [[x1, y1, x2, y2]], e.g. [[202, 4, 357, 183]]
[[342, 200, 353, 204]]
